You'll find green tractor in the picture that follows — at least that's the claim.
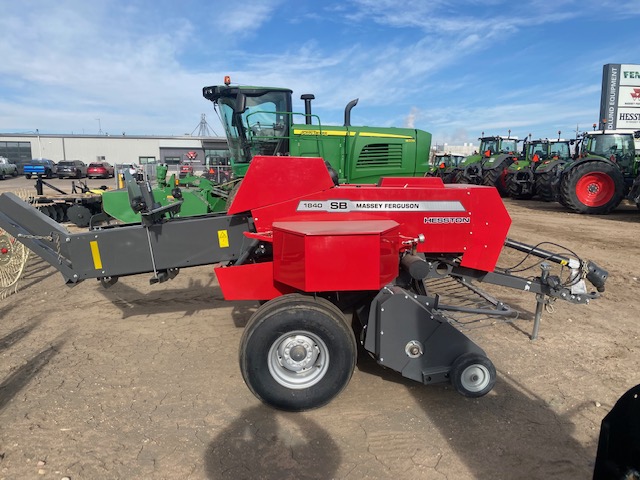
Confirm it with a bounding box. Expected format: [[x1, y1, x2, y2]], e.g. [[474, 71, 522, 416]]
[[451, 134, 521, 196], [505, 135, 575, 200], [425, 152, 465, 181], [99, 80, 433, 224], [536, 128, 640, 214], [203, 81, 432, 185]]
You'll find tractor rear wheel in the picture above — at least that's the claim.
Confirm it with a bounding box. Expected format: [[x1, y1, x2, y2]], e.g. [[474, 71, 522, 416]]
[[239, 294, 357, 411], [559, 161, 625, 215], [505, 172, 534, 199], [450, 352, 496, 398], [482, 159, 511, 197], [534, 169, 557, 202]]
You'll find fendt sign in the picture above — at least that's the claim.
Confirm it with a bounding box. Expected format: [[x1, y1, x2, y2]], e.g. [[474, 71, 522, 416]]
[[600, 63, 640, 130]]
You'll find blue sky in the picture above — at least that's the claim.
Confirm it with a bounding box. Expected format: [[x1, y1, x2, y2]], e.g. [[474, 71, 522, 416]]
[[1, 0, 639, 146]]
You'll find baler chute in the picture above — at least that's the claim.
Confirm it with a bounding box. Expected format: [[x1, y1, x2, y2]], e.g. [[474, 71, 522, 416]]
[[0, 156, 607, 411]]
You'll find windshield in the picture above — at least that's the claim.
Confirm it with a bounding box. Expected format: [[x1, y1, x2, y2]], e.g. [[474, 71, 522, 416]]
[[479, 139, 498, 155], [587, 134, 633, 157], [548, 141, 571, 160], [217, 90, 291, 164], [586, 133, 636, 171], [527, 142, 548, 161], [499, 139, 518, 153]]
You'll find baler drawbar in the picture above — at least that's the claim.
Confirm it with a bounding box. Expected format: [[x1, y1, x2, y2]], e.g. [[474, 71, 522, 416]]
[[0, 155, 607, 411]]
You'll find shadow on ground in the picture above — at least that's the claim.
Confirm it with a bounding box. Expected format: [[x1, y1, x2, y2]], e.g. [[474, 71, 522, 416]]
[[204, 405, 341, 480]]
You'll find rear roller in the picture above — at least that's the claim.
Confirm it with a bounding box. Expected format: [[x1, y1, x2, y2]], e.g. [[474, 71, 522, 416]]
[[239, 294, 357, 411]]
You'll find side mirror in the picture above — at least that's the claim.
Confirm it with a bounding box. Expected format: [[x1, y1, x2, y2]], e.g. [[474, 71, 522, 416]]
[[234, 93, 246, 113]]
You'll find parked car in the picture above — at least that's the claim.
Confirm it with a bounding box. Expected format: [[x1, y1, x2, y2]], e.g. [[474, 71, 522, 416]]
[[0, 156, 19, 180], [87, 162, 115, 179], [23, 158, 56, 179], [56, 160, 87, 179]]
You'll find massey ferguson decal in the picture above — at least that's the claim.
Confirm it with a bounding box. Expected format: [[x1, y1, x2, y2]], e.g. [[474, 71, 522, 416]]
[[296, 199, 466, 213]]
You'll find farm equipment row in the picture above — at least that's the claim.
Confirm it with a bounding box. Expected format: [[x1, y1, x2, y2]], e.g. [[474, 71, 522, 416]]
[[446, 128, 640, 214], [0, 155, 607, 411]]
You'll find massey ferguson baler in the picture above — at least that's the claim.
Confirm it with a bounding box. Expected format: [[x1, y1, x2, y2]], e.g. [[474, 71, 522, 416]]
[[0, 156, 607, 411]]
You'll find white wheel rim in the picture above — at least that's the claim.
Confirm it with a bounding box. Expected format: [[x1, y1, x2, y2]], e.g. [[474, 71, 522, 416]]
[[268, 330, 329, 390], [460, 364, 491, 392]]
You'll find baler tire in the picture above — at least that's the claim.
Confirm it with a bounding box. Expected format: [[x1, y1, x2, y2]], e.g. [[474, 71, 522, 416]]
[[450, 352, 496, 398], [559, 161, 625, 215], [239, 294, 357, 411]]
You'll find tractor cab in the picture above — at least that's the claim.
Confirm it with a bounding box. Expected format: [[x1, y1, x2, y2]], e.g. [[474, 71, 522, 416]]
[[204, 84, 293, 177], [478, 136, 519, 158], [582, 130, 640, 175]]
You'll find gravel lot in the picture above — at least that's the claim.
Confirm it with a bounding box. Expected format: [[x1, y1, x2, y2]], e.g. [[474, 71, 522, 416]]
[[1, 173, 639, 479]]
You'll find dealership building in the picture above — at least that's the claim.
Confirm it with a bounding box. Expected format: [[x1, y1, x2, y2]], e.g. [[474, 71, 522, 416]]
[[0, 133, 230, 174]]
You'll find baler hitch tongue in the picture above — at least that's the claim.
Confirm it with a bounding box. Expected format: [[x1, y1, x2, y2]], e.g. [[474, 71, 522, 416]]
[[586, 261, 607, 293]]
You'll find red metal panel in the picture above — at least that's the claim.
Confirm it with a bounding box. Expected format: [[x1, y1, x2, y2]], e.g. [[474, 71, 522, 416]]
[[273, 220, 399, 291], [215, 262, 296, 300], [247, 185, 510, 273], [227, 156, 336, 215], [378, 177, 444, 187]]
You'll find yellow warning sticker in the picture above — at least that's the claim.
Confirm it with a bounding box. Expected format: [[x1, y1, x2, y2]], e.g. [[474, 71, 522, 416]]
[[218, 230, 229, 248], [90, 240, 103, 270]]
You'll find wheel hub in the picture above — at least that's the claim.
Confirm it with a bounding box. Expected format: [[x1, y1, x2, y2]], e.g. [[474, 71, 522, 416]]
[[278, 335, 319, 372], [268, 331, 330, 390], [460, 364, 491, 392]]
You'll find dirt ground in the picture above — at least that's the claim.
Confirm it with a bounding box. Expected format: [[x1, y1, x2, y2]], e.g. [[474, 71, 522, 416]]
[[0, 175, 639, 479]]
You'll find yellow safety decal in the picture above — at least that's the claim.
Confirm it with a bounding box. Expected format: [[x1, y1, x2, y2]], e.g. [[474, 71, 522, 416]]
[[560, 260, 568, 266], [356, 131, 414, 139], [90, 240, 103, 270], [292, 129, 413, 139], [218, 230, 230, 248]]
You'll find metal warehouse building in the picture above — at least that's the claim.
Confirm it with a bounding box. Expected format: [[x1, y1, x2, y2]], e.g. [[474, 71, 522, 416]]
[[0, 133, 230, 173]]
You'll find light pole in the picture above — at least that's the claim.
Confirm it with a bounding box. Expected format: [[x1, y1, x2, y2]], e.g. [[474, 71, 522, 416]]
[[36, 129, 42, 158]]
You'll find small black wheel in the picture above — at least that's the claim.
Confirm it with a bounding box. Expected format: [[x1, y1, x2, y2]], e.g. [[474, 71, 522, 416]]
[[450, 352, 496, 398], [239, 294, 357, 411]]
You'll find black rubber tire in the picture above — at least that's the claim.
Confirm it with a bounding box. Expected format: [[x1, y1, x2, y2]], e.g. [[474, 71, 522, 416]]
[[505, 172, 534, 199], [459, 164, 482, 185], [239, 294, 357, 411], [450, 352, 496, 398], [0, 172, 4, 180], [482, 158, 511, 197], [25, 174, 32, 179], [534, 169, 557, 202], [559, 161, 625, 215], [442, 170, 458, 184]]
